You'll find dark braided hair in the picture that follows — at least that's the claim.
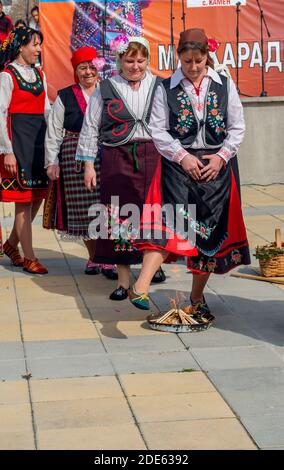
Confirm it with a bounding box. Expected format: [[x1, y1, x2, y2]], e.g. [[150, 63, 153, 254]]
[[0, 25, 43, 71]]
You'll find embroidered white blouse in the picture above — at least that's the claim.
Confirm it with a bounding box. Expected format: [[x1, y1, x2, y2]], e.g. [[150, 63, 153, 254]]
[[45, 85, 90, 168], [149, 66, 245, 164], [76, 71, 155, 162], [0, 61, 51, 155]]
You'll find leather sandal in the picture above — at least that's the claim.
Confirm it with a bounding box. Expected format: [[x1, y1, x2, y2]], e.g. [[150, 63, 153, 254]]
[[23, 258, 48, 274], [3, 240, 24, 267]]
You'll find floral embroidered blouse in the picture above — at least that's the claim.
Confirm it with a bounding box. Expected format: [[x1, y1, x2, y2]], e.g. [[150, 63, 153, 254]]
[[149, 66, 245, 164], [0, 61, 51, 155]]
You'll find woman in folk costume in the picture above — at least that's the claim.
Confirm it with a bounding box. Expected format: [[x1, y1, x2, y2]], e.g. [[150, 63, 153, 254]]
[[128, 28, 251, 324], [44, 46, 116, 278], [0, 26, 50, 274], [76, 35, 166, 301]]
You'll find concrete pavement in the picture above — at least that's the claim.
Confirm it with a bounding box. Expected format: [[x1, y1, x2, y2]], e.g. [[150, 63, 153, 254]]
[[0, 184, 284, 450]]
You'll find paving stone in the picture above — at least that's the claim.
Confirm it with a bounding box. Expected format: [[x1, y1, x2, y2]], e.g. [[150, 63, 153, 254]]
[[251, 326, 284, 347], [20, 308, 91, 324], [96, 320, 167, 340], [240, 412, 284, 448], [101, 333, 185, 353], [33, 397, 134, 430], [140, 419, 256, 450], [25, 339, 105, 358], [0, 342, 24, 361], [120, 371, 216, 396], [0, 380, 30, 405], [0, 403, 33, 432], [179, 318, 264, 349], [31, 376, 123, 402], [110, 351, 199, 374], [27, 354, 114, 379], [208, 367, 284, 416], [129, 392, 234, 423], [0, 359, 26, 380], [14, 276, 76, 289], [22, 321, 99, 341], [0, 431, 35, 450], [191, 345, 284, 370], [37, 424, 146, 450], [0, 324, 21, 342]]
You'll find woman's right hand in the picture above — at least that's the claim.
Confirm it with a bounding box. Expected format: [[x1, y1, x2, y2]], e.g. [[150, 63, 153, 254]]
[[4, 153, 17, 177], [84, 164, 96, 192], [180, 153, 204, 181], [47, 164, 60, 181]]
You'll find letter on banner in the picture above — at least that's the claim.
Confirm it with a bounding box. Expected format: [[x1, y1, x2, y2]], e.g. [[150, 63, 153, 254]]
[[266, 42, 282, 72], [238, 42, 250, 67], [222, 43, 236, 68], [158, 45, 175, 71], [250, 42, 262, 68]]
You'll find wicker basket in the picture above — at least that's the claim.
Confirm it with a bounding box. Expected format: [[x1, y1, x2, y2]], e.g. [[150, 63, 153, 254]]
[[255, 229, 284, 277]]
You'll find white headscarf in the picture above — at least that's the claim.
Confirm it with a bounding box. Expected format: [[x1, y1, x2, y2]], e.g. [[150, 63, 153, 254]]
[[115, 36, 151, 72]]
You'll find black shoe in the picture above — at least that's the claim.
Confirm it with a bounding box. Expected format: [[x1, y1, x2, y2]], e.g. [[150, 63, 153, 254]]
[[151, 267, 166, 283], [109, 286, 129, 301], [102, 267, 118, 280], [84, 261, 101, 275], [190, 295, 215, 323]]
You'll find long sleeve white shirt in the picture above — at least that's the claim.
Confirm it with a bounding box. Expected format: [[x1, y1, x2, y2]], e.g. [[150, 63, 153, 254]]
[[76, 71, 154, 162], [0, 61, 51, 155], [149, 66, 245, 164], [44, 85, 90, 168]]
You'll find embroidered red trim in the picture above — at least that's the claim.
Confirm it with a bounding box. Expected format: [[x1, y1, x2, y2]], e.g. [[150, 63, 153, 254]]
[[72, 84, 87, 114], [107, 99, 129, 137]]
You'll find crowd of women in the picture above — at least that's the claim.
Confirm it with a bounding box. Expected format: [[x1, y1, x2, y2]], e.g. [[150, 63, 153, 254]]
[[0, 24, 250, 329]]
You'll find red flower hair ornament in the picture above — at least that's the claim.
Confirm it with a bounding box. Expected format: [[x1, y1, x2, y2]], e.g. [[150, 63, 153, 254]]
[[207, 38, 219, 53]]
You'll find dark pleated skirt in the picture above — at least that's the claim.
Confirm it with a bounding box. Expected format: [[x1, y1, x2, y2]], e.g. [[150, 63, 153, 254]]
[[94, 141, 161, 265], [136, 150, 251, 275]]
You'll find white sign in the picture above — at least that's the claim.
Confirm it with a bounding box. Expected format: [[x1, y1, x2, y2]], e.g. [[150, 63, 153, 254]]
[[187, 0, 246, 7]]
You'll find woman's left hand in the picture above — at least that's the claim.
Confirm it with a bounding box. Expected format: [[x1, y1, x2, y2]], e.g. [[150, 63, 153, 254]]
[[200, 154, 224, 182]]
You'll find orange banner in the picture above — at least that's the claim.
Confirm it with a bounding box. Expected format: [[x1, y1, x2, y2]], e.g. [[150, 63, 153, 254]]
[[40, 0, 284, 101]]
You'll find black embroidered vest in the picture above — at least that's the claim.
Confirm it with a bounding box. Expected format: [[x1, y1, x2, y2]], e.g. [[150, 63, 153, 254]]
[[58, 86, 84, 133], [162, 73, 229, 148], [100, 76, 162, 146]]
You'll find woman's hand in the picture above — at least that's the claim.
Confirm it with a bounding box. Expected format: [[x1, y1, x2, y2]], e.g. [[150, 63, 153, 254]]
[[47, 164, 60, 181], [200, 154, 225, 182], [180, 153, 204, 181], [84, 162, 96, 192], [4, 153, 17, 177]]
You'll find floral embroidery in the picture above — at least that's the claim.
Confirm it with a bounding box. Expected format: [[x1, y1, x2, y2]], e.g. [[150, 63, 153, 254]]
[[207, 91, 226, 135], [174, 90, 195, 136], [196, 257, 217, 273], [7, 65, 43, 96], [207, 258, 217, 272], [108, 205, 139, 252], [178, 207, 216, 240], [231, 249, 242, 264]]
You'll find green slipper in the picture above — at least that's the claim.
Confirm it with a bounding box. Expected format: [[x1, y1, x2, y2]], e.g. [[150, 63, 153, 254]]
[[128, 287, 150, 310]]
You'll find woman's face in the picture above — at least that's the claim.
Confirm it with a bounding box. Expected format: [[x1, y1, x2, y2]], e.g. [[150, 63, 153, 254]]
[[76, 61, 98, 89], [18, 34, 42, 65], [120, 51, 148, 82], [180, 49, 208, 82]]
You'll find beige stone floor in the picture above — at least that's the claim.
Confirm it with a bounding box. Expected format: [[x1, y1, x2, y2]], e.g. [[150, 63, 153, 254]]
[[2, 184, 284, 450]]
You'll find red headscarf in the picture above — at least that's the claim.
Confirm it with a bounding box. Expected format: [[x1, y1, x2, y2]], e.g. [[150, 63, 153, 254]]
[[71, 46, 98, 83]]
